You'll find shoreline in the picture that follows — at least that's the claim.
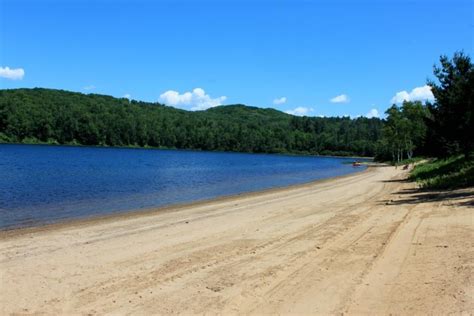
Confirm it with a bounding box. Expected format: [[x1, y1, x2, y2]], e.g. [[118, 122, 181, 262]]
[[0, 142, 375, 160], [2, 164, 471, 314], [1, 165, 374, 239]]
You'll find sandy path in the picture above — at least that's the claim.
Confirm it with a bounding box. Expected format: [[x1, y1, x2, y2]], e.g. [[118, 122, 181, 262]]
[[1, 166, 472, 315]]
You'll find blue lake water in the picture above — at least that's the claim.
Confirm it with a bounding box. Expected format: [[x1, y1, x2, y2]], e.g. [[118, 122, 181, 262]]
[[0, 144, 368, 230]]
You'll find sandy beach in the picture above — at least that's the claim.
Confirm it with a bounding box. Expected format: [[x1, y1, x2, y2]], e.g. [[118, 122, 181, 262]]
[[1, 165, 472, 315]]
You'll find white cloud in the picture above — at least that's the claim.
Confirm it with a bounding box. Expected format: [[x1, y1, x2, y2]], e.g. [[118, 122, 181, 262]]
[[83, 85, 95, 91], [123, 94, 131, 99], [0, 66, 25, 80], [159, 88, 227, 110], [391, 91, 410, 104], [330, 94, 350, 103], [390, 85, 434, 104], [273, 97, 287, 105], [285, 107, 314, 116], [410, 85, 435, 101], [365, 108, 380, 118]]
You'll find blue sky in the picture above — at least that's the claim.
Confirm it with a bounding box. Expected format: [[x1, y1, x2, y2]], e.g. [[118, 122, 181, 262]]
[[1, 0, 473, 117]]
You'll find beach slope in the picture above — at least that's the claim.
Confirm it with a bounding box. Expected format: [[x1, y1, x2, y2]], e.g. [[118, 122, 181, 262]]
[[1, 166, 472, 314]]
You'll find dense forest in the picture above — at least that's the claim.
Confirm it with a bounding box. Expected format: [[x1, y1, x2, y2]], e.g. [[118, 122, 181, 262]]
[[0, 88, 383, 157], [1, 52, 471, 165]]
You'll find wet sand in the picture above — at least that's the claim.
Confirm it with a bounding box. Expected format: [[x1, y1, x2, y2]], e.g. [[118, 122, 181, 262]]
[[1, 165, 472, 314]]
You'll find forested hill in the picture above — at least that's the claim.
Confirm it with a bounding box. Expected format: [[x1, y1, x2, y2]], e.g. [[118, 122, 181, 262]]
[[0, 88, 383, 157]]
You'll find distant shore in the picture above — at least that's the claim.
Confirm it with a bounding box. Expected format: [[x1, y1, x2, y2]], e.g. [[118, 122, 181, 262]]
[[1, 165, 472, 314], [0, 142, 374, 160]]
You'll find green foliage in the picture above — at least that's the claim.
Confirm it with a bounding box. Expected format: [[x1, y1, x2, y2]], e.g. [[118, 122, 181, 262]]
[[0, 88, 384, 157], [409, 155, 474, 189], [392, 157, 425, 166], [376, 101, 429, 162], [377, 51, 473, 163], [427, 51, 474, 156], [0, 132, 11, 143]]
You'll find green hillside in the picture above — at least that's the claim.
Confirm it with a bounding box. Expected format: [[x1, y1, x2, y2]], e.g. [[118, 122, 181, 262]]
[[0, 88, 383, 156]]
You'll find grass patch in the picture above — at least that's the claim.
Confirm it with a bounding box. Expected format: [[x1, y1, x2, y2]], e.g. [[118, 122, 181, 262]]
[[409, 155, 474, 189], [392, 157, 425, 166]]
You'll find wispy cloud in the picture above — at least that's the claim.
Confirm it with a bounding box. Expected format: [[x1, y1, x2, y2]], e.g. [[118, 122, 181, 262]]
[[285, 107, 314, 116], [330, 94, 350, 103], [390, 85, 434, 104], [123, 93, 131, 99], [273, 97, 287, 105], [0, 66, 25, 80], [83, 85, 96, 91], [159, 88, 227, 111]]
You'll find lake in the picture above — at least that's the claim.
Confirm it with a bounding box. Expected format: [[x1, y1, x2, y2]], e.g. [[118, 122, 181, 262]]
[[0, 144, 368, 230]]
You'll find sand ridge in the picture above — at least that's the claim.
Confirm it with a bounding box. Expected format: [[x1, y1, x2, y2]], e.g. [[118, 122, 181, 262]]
[[1, 165, 472, 314]]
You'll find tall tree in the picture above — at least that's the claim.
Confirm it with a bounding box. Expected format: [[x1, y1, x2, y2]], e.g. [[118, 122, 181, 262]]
[[427, 52, 474, 156], [401, 101, 429, 159], [383, 105, 404, 162], [379, 101, 429, 162]]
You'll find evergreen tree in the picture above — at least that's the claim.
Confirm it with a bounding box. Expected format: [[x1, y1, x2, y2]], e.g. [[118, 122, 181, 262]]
[[427, 52, 474, 156]]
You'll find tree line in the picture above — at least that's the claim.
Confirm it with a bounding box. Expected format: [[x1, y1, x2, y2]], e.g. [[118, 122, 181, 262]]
[[0, 88, 383, 157], [2, 52, 470, 161], [376, 52, 473, 162]]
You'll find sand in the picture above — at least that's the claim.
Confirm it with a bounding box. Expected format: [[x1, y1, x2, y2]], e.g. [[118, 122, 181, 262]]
[[1, 165, 472, 315]]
